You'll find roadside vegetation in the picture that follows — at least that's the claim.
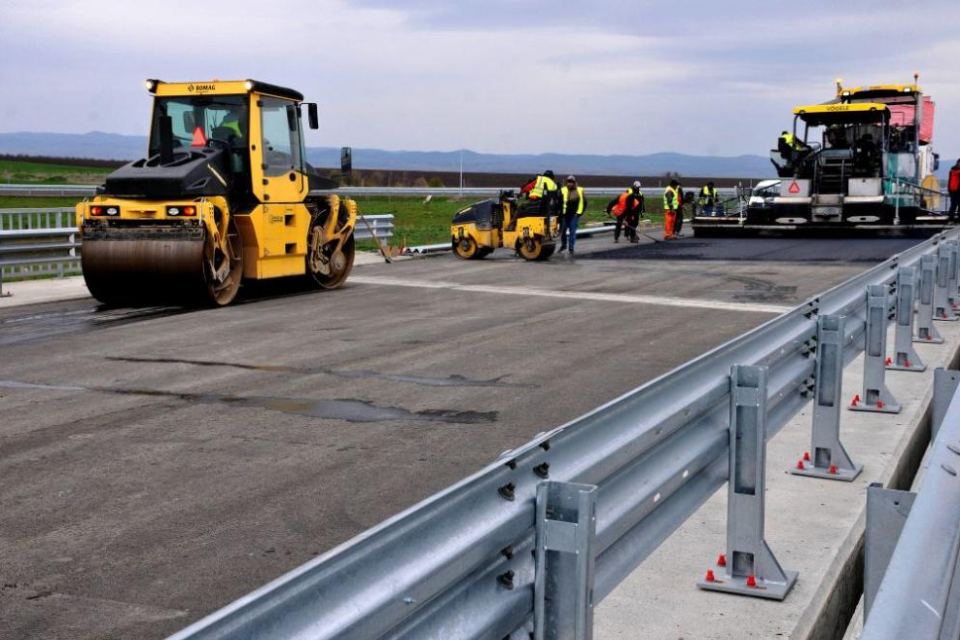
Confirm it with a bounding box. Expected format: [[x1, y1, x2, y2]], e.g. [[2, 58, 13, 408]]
[[0, 158, 111, 185], [0, 158, 668, 246]]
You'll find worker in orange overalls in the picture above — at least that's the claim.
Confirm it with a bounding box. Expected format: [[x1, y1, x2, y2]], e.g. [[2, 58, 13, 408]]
[[663, 180, 680, 240]]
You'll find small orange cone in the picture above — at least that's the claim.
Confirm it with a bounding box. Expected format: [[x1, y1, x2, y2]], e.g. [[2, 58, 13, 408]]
[[803, 451, 811, 461], [829, 464, 838, 475], [746, 575, 757, 588], [705, 569, 716, 582], [851, 394, 860, 406], [717, 554, 727, 567], [885, 357, 892, 366], [796, 459, 806, 470]]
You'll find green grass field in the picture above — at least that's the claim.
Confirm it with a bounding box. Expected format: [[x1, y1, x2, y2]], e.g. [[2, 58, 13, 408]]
[[0, 158, 111, 185]]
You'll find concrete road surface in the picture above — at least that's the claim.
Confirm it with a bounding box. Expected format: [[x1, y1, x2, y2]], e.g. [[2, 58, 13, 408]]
[[0, 231, 924, 639]]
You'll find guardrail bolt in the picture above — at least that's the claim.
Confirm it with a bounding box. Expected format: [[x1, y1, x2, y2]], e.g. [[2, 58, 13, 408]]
[[497, 570, 515, 590], [497, 483, 516, 501], [500, 546, 514, 560], [533, 462, 550, 479]]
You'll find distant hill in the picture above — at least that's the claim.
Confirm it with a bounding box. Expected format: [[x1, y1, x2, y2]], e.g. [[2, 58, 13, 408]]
[[0, 131, 776, 179]]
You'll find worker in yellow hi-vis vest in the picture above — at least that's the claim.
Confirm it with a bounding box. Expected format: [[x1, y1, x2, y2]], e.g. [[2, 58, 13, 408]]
[[663, 180, 680, 240]]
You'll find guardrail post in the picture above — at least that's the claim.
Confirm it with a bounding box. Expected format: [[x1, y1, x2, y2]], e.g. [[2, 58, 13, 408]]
[[850, 284, 901, 413], [698, 365, 797, 600], [534, 481, 598, 640], [934, 242, 958, 322], [932, 368, 960, 440], [792, 315, 862, 481], [864, 483, 915, 620], [915, 254, 944, 344], [887, 266, 925, 372], [0, 269, 10, 298]]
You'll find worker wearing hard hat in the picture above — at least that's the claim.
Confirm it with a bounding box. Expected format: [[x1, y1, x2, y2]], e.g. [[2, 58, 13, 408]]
[[663, 180, 681, 240], [559, 175, 587, 254], [607, 181, 644, 243]]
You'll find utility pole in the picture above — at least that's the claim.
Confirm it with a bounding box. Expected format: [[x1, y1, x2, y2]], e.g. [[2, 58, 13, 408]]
[[459, 149, 464, 197]]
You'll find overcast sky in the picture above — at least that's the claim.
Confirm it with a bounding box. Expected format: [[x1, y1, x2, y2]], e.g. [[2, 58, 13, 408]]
[[1, 0, 958, 159]]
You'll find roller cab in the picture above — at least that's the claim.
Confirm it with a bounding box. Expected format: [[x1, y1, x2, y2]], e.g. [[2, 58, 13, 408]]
[[78, 79, 356, 306], [451, 191, 557, 261]]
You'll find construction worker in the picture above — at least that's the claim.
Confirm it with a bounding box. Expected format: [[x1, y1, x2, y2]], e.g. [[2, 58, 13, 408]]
[[559, 175, 587, 254], [663, 179, 680, 240], [949, 159, 960, 221], [520, 170, 559, 215], [606, 181, 644, 243], [778, 130, 808, 164], [699, 181, 718, 207]]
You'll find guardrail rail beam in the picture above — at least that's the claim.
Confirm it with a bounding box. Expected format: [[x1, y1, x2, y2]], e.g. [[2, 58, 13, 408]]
[[698, 365, 798, 600]]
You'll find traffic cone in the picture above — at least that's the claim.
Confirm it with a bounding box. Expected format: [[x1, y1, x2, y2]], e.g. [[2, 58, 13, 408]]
[[717, 554, 726, 567], [796, 459, 806, 470], [746, 575, 757, 588], [877, 400, 885, 409], [905, 360, 912, 368], [829, 464, 838, 475], [705, 569, 716, 582], [851, 394, 860, 406], [885, 357, 892, 366], [803, 451, 811, 461]]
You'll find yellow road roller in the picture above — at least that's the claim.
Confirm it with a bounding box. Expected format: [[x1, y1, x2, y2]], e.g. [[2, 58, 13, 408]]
[[451, 190, 557, 261], [77, 79, 357, 306]]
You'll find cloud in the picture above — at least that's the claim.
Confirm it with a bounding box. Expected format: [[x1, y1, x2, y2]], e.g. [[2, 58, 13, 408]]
[[1, 0, 958, 162]]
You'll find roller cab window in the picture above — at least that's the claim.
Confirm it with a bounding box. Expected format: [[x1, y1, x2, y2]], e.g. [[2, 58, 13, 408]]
[[148, 95, 250, 178], [260, 97, 304, 177]]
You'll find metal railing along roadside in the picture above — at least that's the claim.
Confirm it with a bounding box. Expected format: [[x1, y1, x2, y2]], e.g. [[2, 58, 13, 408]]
[[0, 208, 80, 281], [0, 184, 738, 199], [861, 368, 960, 640], [0, 209, 394, 283], [167, 230, 960, 639]]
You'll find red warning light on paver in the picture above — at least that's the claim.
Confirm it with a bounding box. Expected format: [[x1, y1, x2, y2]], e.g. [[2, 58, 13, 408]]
[[789, 181, 801, 194]]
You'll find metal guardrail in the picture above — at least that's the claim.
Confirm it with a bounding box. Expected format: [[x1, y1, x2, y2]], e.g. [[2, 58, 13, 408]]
[[862, 367, 960, 639], [0, 208, 80, 280], [166, 229, 960, 639], [0, 184, 738, 199], [0, 208, 393, 281]]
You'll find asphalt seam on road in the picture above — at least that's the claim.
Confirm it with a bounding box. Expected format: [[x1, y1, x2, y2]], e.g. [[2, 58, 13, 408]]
[[348, 275, 792, 314]]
